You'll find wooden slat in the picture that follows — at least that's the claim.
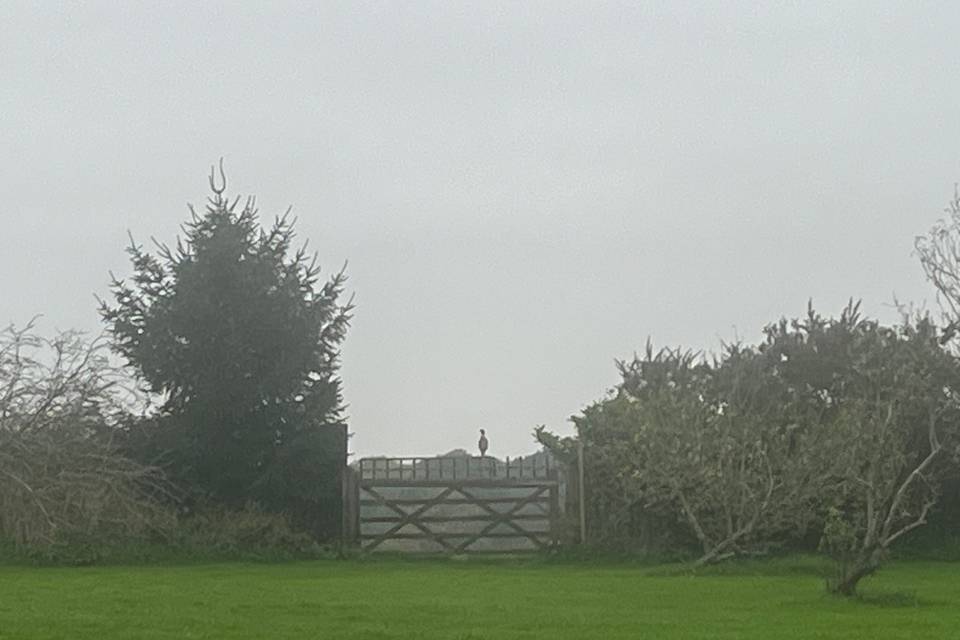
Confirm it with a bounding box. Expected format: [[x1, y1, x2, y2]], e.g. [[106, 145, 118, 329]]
[[360, 532, 552, 540], [360, 479, 557, 489], [444, 548, 547, 555], [359, 496, 550, 506], [360, 513, 550, 524]]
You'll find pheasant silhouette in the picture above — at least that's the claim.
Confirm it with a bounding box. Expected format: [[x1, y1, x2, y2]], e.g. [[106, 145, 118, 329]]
[[478, 429, 489, 457]]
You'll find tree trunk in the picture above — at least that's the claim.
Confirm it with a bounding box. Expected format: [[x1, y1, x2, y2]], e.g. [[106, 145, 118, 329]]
[[692, 532, 746, 567], [831, 550, 882, 596], [693, 547, 736, 567]]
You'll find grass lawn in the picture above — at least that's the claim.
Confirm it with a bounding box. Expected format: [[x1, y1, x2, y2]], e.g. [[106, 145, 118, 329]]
[[1, 558, 958, 639]]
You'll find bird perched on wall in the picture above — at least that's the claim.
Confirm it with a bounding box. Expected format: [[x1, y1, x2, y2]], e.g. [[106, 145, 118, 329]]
[[478, 429, 489, 457]]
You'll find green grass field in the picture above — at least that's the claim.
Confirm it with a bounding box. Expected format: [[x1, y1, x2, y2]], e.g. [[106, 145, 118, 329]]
[[1, 559, 958, 639]]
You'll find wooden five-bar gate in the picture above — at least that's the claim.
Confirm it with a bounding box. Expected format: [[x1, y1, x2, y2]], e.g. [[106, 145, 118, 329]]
[[345, 456, 562, 554]]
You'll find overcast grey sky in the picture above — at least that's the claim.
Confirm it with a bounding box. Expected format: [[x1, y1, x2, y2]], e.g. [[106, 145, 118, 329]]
[[2, 1, 957, 458]]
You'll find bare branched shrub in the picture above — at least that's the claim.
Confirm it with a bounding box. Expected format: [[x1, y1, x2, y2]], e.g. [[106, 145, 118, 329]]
[[917, 186, 960, 324], [0, 321, 173, 547]]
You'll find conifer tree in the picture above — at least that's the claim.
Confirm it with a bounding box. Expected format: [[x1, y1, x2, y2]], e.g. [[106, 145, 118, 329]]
[[100, 162, 352, 535]]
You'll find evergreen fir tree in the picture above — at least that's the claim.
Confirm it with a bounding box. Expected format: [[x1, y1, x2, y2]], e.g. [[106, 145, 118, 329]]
[[100, 162, 352, 536]]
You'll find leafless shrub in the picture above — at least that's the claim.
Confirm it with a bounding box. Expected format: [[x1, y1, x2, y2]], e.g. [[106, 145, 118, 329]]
[[0, 320, 174, 547]]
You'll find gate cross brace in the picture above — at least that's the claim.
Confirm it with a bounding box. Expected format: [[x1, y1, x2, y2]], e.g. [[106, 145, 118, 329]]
[[452, 485, 551, 553], [361, 485, 457, 552]]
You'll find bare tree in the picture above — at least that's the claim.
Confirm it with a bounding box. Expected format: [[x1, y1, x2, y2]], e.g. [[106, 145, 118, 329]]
[[821, 398, 946, 595], [917, 185, 960, 326], [0, 321, 172, 547], [816, 317, 958, 595]]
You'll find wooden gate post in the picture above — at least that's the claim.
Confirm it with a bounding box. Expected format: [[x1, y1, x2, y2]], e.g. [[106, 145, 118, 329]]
[[577, 439, 586, 545], [341, 465, 359, 547], [549, 469, 560, 549]]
